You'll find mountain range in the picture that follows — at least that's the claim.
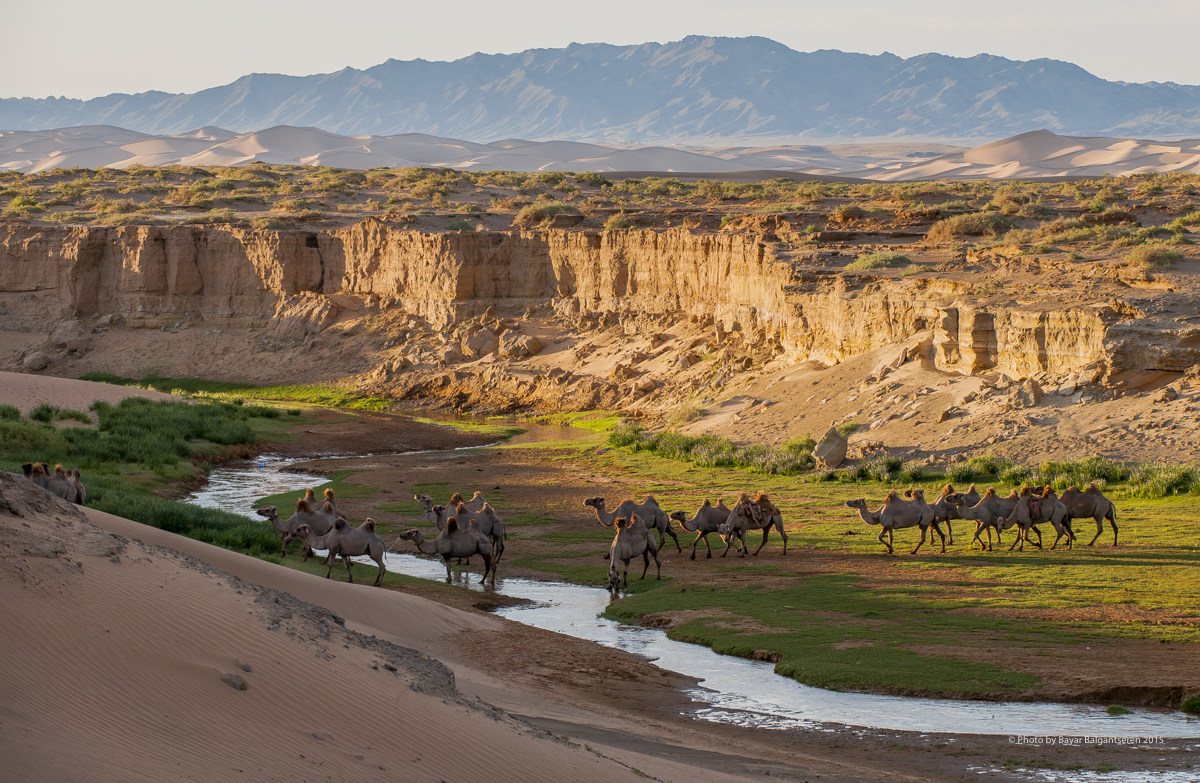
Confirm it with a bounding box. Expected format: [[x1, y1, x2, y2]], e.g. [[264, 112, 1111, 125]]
[[4, 36, 1200, 142]]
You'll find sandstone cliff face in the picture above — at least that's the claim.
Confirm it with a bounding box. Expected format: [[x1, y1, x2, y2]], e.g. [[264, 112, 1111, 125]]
[[0, 218, 1191, 379]]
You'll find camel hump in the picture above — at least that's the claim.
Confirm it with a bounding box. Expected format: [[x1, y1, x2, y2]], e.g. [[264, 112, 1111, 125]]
[[363, 519, 376, 533], [701, 499, 712, 508], [296, 498, 313, 513], [21, 463, 33, 476], [983, 487, 996, 497], [304, 488, 316, 498], [940, 484, 954, 496], [324, 488, 335, 498], [468, 519, 482, 531], [54, 463, 66, 474], [446, 518, 459, 533], [455, 502, 467, 513], [334, 518, 350, 530], [615, 517, 629, 529], [448, 492, 465, 505], [884, 489, 898, 501], [1041, 486, 1053, 498], [472, 491, 484, 500], [321, 501, 335, 513]]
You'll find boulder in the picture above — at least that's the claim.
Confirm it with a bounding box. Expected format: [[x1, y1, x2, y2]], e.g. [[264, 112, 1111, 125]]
[[1011, 378, 1043, 409], [500, 333, 542, 358], [95, 313, 125, 328], [48, 320, 91, 352], [634, 377, 657, 393], [463, 329, 500, 358], [1057, 374, 1079, 396], [813, 427, 848, 468], [23, 351, 50, 371], [268, 294, 340, 345], [1153, 386, 1180, 403]]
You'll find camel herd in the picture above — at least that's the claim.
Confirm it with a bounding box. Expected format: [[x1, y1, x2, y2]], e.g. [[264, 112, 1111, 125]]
[[20, 462, 86, 505], [256, 488, 389, 585], [845, 482, 1119, 555]]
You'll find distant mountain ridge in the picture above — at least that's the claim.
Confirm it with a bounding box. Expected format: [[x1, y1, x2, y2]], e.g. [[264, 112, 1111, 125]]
[[4, 36, 1200, 141]]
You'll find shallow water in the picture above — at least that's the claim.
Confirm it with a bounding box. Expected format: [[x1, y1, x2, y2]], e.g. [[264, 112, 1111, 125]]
[[185, 450, 1200, 741]]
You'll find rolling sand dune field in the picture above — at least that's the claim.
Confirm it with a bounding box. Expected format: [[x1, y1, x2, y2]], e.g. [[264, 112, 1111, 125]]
[[5, 124, 1200, 179]]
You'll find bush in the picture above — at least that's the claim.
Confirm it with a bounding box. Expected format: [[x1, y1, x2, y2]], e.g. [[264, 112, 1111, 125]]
[[55, 408, 92, 423], [899, 462, 925, 483], [835, 421, 860, 436], [607, 422, 814, 475], [251, 217, 288, 230], [1106, 705, 1132, 716], [1181, 695, 1200, 715], [575, 172, 611, 187], [947, 462, 976, 483], [0, 404, 19, 421], [28, 403, 57, 423], [446, 220, 475, 232], [666, 404, 704, 428], [832, 203, 868, 221], [845, 252, 910, 271], [604, 212, 634, 230], [1128, 244, 1183, 271], [926, 213, 1013, 242], [719, 214, 736, 229], [514, 202, 581, 224]]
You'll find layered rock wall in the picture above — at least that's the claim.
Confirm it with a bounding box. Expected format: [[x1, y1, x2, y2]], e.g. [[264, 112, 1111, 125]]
[[0, 219, 1189, 378]]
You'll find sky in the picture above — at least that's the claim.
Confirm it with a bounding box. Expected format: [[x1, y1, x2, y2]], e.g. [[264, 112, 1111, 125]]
[[5, 0, 1200, 99]]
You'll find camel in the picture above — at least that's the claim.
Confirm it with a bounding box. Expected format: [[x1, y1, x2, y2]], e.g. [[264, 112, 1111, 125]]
[[607, 515, 661, 592], [996, 486, 1074, 551], [905, 484, 978, 545], [670, 498, 733, 559], [399, 518, 495, 583], [414, 494, 507, 563], [302, 487, 340, 518], [256, 498, 340, 558], [68, 468, 86, 505], [585, 496, 681, 554], [448, 491, 488, 513], [845, 490, 943, 555], [293, 518, 386, 585], [949, 487, 1022, 551], [718, 492, 788, 557], [21, 463, 77, 503], [1060, 483, 1118, 546]]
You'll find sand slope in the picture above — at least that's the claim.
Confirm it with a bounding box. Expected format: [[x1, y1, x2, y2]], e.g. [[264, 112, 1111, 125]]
[[0, 472, 655, 782], [0, 371, 176, 414]]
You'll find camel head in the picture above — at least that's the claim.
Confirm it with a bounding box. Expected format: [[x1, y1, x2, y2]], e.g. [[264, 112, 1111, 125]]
[[397, 528, 422, 542], [583, 496, 605, 509], [716, 522, 733, 541], [670, 510, 688, 522], [294, 524, 311, 535], [255, 505, 279, 520], [844, 498, 867, 511], [414, 494, 435, 510], [909, 488, 925, 502]]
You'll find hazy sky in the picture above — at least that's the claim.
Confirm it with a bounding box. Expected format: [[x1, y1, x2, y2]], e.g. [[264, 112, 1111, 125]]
[[5, 0, 1199, 99]]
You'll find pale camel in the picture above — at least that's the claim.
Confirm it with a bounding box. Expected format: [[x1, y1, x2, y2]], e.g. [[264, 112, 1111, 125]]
[[448, 491, 488, 513], [906, 484, 978, 545], [256, 498, 339, 559], [585, 496, 681, 554], [1060, 483, 1118, 546], [845, 490, 943, 555], [324, 517, 387, 586], [68, 468, 86, 505], [607, 515, 661, 592], [949, 487, 1021, 551], [718, 492, 788, 557], [414, 494, 506, 563], [670, 498, 732, 560], [399, 518, 495, 583], [995, 486, 1075, 551], [302, 487, 340, 518], [21, 462, 76, 503]]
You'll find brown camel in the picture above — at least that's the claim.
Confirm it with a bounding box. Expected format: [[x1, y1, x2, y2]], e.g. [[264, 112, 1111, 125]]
[[399, 518, 495, 583], [256, 498, 340, 558], [1060, 483, 1118, 546], [670, 498, 732, 560], [585, 496, 681, 554], [949, 487, 1021, 551], [995, 486, 1068, 551], [718, 492, 789, 557], [67, 468, 86, 505], [448, 491, 488, 513], [302, 487, 340, 518], [21, 463, 77, 503], [414, 494, 506, 563], [845, 490, 943, 555], [293, 518, 386, 585], [607, 515, 661, 592], [906, 484, 977, 545]]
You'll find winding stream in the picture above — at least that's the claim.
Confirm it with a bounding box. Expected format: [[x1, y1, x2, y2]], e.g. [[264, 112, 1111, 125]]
[[184, 423, 1200, 743]]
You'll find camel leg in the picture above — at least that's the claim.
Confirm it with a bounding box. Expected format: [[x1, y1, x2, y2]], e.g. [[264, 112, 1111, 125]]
[[622, 561, 630, 589], [753, 527, 771, 556], [1008, 527, 1023, 552], [776, 519, 788, 556], [1087, 516, 1103, 546], [653, 547, 662, 579], [373, 555, 386, 587], [639, 550, 650, 580], [481, 554, 493, 583], [325, 550, 336, 579], [911, 525, 927, 555], [945, 519, 953, 546], [442, 555, 453, 582], [721, 533, 735, 557], [1107, 507, 1119, 546], [971, 524, 985, 552], [342, 554, 355, 583], [691, 531, 703, 560], [663, 522, 682, 553], [738, 530, 748, 558], [280, 532, 288, 558], [886, 528, 895, 555], [1030, 525, 1043, 549], [932, 521, 946, 553], [877, 527, 890, 554]]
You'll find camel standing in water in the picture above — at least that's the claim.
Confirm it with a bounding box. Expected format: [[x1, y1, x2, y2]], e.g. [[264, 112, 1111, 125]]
[[845, 490, 943, 554], [607, 515, 661, 593], [414, 494, 506, 563], [718, 492, 788, 557], [1060, 484, 1118, 546], [399, 518, 495, 583], [670, 498, 732, 560], [585, 496, 681, 554]]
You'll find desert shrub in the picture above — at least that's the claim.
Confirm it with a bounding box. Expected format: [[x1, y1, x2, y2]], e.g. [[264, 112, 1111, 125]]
[[845, 252, 909, 271], [832, 203, 868, 221], [1124, 465, 1199, 499], [900, 264, 931, 277], [514, 202, 581, 224], [0, 419, 69, 454], [1128, 244, 1183, 271], [607, 422, 814, 475], [719, 214, 736, 229], [926, 213, 1013, 242], [575, 172, 612, 187], [251, 218, 287, 230], [1181, 695, 1200, 715], [835, 421, 861, 436], [28, 403, 58, 423], [0, 404, 19, 422], [446, 220, 475, 232], [899, 462, 925, 483], [1040, 456, 1128, 490], [666, 404, 704, 428], [604, 212, 634, 230], [946, 462, 976, 483], [54, 408, 92, 423], [998, 463, 1033, 486], [456, 203, 484, 213]]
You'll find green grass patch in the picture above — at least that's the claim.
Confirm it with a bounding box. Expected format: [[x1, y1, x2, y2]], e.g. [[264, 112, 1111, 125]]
[[608, 421, 814, 475], [845, 251, 909, 271], [254, 469, 377, 508], [527, 410, 622, 432], [409, 416, 525, 440], [514, 554, 669, 593], [80, 372, 393, 410]]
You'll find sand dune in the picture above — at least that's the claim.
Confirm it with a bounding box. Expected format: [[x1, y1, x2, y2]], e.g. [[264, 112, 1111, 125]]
[[0, 371, 176, 414], [0, 472, 680, 782], [4, 125, 1199, 180]]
